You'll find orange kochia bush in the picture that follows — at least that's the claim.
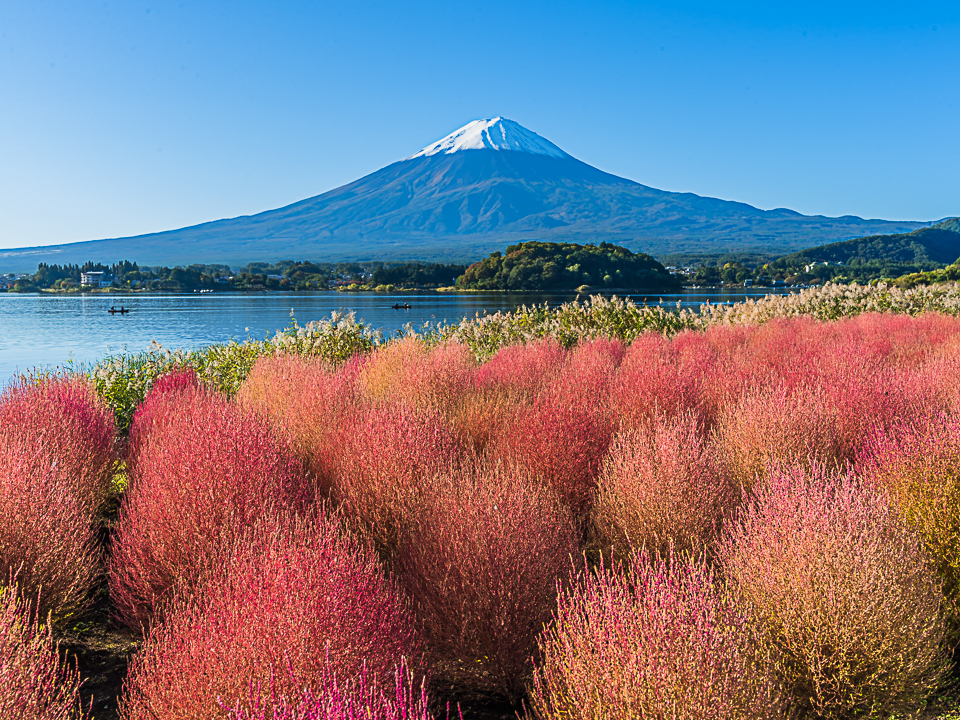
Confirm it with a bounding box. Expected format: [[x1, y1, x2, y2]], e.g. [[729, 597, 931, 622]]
[[719, 465, 950, 717]]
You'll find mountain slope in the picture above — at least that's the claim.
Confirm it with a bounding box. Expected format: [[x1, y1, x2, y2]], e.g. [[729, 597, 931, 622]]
[[776, 218, 960, 268], [0, 118, 934, 272]]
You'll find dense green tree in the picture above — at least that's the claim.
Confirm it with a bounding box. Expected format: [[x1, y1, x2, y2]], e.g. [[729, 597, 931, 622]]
[[371, 262, 468, 287], [456, 241, 679, 291]]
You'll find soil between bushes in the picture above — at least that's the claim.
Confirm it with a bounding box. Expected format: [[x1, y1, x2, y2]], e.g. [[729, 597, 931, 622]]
[[61, 589, 137, 720]]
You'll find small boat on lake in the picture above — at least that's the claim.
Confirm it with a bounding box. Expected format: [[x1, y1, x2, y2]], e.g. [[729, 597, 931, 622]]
[[108, 306, 130, 315], [391, 303, 412, 309]]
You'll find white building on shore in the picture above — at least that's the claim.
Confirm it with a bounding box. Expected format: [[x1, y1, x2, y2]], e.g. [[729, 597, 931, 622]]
[[80, 271, 114, 287]]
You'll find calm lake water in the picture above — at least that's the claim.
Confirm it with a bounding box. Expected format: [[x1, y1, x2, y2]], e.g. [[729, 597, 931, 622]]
[[0, 289, 791, 385]]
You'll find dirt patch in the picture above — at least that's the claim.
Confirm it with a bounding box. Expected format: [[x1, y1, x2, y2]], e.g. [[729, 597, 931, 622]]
[[59, 588, 138, 720]]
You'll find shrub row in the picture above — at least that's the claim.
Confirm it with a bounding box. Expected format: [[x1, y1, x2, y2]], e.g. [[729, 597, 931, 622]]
[[8, 311, 960, 718]]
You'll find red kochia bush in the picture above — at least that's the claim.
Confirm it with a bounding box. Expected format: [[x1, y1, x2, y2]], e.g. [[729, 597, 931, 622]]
[[473, 338, 568, 399], [545, 338, 625, 417], [719, 465, 950, 718], [0, 376, 115, 515], [124, 367, 201, 478], [529, 552, 782, 720], [717, 375, 896, 490], [151, 366, 200, 395], [486, 399, 610, 516], [332, 404, 462, 556], [122, 515, 423, 720], [109, 387, 312, 628], [0, 448, 100, 622], [225, 659, 438, 720], [613, 331, 727, 431], [592, 412, 736, 561], [394, 464, 579, 700], [0, 583, 88, 720], [452, 339, 568, 458], [918, 336, 960, 417]]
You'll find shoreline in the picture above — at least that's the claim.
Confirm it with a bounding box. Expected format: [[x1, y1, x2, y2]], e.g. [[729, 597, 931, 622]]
[[1, 283, 809, 296]]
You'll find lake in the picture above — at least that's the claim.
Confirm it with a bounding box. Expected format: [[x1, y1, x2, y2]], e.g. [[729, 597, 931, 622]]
[[0, 289, 791, 385]]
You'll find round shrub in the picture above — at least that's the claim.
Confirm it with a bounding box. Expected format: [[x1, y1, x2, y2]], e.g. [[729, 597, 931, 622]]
[[122, 514, 423, 720], [332, 404, 462, 557], [860, 414, 960, 635], [122, 367, 201, 479], [613, 331, 724, 431], [529, 552, 782, 720], [109, 387, 312, 628], [486, 398, 611, 516], [545, 337, 625, 417], [446, 383, 524, 457], [473, 338, 568, 401], [235, 355, 359, 495], [717, 379, 885, 490], [0, 448, 100, 622], [394, 463, 579, 700], [0, 376, 115, 516], [719, 465, 951, 718], [592, 412, 736, 561], [357, 337, 475, 415]]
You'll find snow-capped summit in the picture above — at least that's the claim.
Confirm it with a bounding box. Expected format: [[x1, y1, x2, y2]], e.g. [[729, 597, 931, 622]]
[[407, 117, 570, 160]]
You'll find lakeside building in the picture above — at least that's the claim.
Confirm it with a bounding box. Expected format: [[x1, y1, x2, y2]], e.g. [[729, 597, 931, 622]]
[[804, 260, 846, 273], [80, 271, 115, 288]]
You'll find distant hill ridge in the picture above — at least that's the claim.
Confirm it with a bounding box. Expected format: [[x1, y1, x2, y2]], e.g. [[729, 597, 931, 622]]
[[0, 117, 936, 273], [777, 218, 960, 268]]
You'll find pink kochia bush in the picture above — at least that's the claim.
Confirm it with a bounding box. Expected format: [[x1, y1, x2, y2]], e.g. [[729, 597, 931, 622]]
[[0, 377, 107, 620], [225, 659, 439, 720], [545, 338, 625, 418], [122, 515, 423, 720], [473, 339, 568, 401], [109, 386, 312, 628], [356, 337, 476, 415], [613, 331, 725, 431], [395, 463, 579, 700], [716, 370, 906, 490], [0, 584, 88, 720], [592, 412, 736, 560], [449, 340, 568, 456], [529, 552, 782, 720], [0, 376, 115, 515], [720, 465, 951, 718], [122, 367, 201, 479]]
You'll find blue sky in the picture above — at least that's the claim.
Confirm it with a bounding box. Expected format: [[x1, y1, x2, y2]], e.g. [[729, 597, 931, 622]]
[[1, 0, 957, 250]]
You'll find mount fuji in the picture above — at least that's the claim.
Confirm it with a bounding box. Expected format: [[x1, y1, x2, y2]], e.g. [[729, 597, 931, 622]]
[[0, 117, 929, 271]]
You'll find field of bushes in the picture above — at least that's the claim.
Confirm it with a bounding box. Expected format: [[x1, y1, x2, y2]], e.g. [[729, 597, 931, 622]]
[[9, 281, 960, 719]]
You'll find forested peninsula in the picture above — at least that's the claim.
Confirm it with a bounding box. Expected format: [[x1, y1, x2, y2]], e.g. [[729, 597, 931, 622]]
[[455, 241, 680, 291]]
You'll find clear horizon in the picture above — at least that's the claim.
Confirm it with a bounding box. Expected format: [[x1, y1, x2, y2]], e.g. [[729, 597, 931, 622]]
[[1, 0, 957, 251]]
